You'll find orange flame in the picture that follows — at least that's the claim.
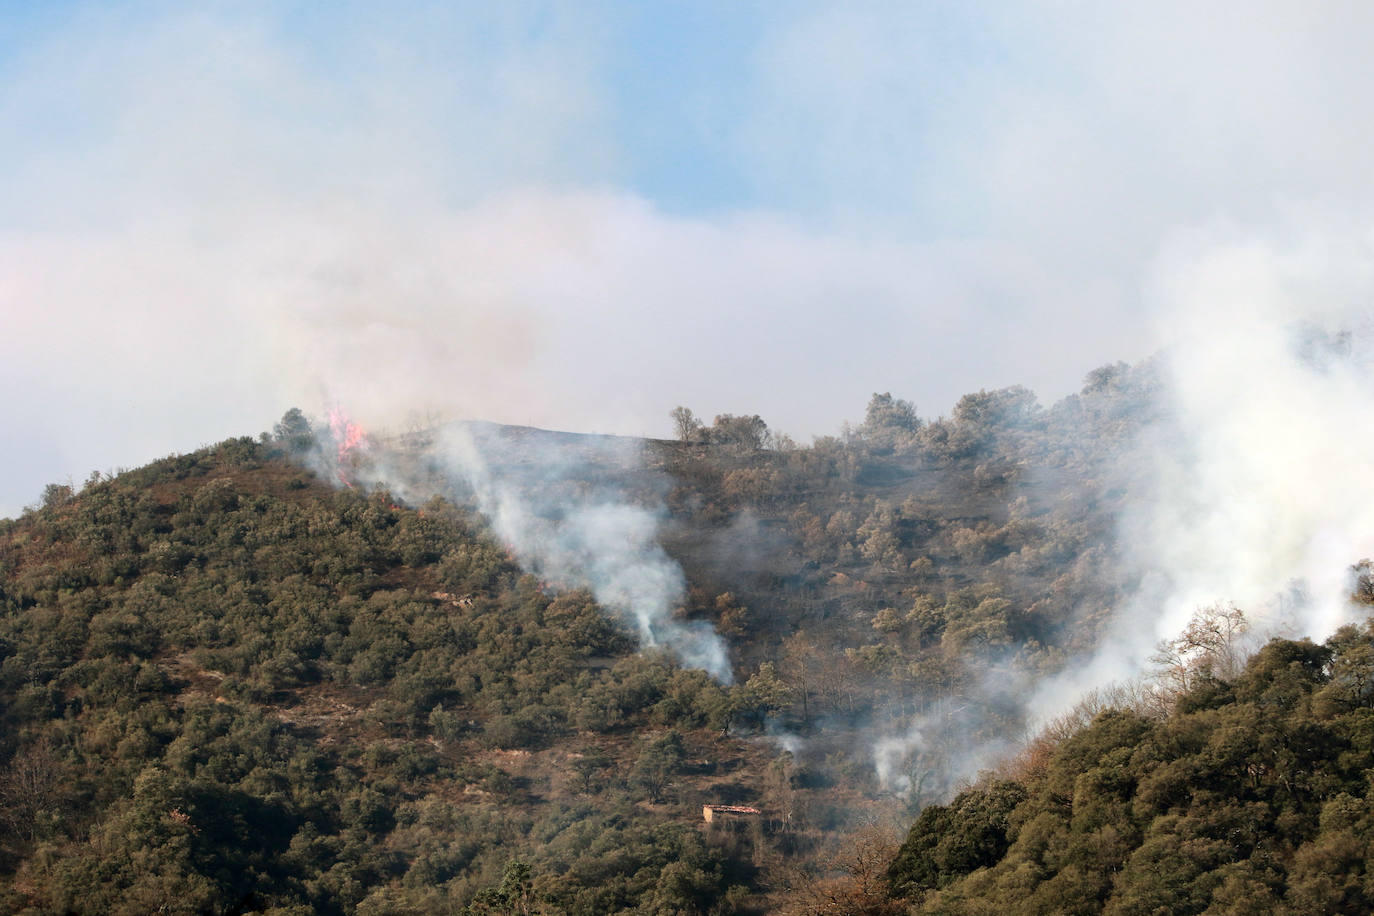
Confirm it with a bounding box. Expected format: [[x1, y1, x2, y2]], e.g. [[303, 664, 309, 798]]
[[327, 406, 370, 488]]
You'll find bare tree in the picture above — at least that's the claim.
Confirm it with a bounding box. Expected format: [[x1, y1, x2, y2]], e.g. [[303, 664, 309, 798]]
[[780, 825, 904, 916], [1, 735, 64, 842], [669, 406, 703, 442], [1151, 602, 1250, 696]]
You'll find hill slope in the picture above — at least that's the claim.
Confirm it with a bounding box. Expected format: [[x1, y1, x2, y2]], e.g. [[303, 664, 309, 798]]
[[0, 438, 778, 913], [889, 622, 1374, 914], [7, 360, 1343, 914]]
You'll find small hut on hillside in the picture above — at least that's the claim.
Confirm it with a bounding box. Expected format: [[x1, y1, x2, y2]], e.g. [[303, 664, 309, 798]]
[[702, 804, 762, 824]]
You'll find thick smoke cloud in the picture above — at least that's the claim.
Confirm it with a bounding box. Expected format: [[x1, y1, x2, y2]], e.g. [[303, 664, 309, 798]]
[[11, 3, 1374, 522], [31, 2, 1374, 515], [0, 186, 1105, 520], [1028, 223, 1374, 723], [1140, 226, 1374, 641], [871, 225, 1374, 793]]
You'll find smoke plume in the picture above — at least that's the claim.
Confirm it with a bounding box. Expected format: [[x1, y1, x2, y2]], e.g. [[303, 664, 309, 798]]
[[1029, 223, 1374, 719], [313, 416, 733, 683], [871, 223, 1374, 794], [1139, 228, 1374, 637], [432, 423, 733, 682]]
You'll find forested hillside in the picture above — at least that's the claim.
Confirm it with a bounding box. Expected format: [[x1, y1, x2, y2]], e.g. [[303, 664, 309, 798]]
[[0, 440, 767, 913], [3, 360, 1368, 914], [642, 362, 1161, 805], [888, 616, 1374, 914]]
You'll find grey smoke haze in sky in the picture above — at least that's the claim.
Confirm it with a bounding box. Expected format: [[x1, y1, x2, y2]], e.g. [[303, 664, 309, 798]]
[[7, 2, 1374, 516]]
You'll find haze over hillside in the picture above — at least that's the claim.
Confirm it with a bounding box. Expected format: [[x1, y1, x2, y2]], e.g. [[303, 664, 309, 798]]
[[8, 5, 1374, 909], [5, 350, 1374, 911], [255, 300, 1374, 778], [9, 3, 1374, 521]]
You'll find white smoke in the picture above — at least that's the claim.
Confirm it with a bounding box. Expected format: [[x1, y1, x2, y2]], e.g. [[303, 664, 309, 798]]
[[870, 654, 1026, 797], [432, 423, 733, 682], [874, 221, 1374, 790], [312, 417, 733, 683], [1139, 225, 1374, 639], [1028, 221, 1374, 722]]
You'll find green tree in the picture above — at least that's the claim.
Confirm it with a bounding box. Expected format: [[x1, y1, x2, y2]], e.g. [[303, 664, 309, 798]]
[[860, 392, 920, 450], [571, 751, 612, 793], [888, 780, 1028, 897], [466, 860, 536, 915], [707, 414, 771, 453], [273, 407, 315, 454], [631, 730, 687, 803], [39, 482, 74, 510]]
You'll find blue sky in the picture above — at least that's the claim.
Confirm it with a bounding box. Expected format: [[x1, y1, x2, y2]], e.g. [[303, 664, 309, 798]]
[[5, 1, 1374, 515]]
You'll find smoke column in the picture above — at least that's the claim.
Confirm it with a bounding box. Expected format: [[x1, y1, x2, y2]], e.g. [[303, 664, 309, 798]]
[[432, 423, 733, 682], [874, 224, 1374, 792], [312, 415, 733, 683], [1029, 224, 1374, 720], [1137, 230, 1374, 638]]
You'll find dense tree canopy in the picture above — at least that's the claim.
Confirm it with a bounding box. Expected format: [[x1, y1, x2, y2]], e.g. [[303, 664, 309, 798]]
[[890, 624, 1374, 914], [0, 436, 760, 913]]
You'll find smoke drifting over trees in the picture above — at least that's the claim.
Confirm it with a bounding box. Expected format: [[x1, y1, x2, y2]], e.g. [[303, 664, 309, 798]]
[[1031, 230, 1374, 724], [8, 3, 1374, 910], [272, 221, 1374, 799], [263, 227, 1374, 813], [6, 301, 1374, 908], [303, 419, 733, 682]]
